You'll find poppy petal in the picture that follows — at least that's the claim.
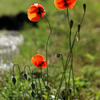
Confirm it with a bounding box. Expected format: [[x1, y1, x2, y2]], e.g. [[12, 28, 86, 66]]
[[54, 0, 67, 9], [54, 0, 76, 9], [41, 13, 45, 18], [28, 6, 39, 14], [43, 60, 47, 67], [28, 13, 40, 22], [68, 0, 76, 9]]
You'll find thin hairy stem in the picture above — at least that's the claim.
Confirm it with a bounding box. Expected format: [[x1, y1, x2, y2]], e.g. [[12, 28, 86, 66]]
[[68, 61, 72, 88], [35, 80, 38, 96], [38, 78, 42, 100], [24, 65, 31, 73], [71, 52, 75, 98], [67, 8, 72, 50], [54, 53, 71, 100], [67, 8, 70, 24], [40, 69, 46, 87], [71, 11, 86, 50], [61, 54, 68, 98], [45, 15, 52, 86], [12, 64, 20, 76]]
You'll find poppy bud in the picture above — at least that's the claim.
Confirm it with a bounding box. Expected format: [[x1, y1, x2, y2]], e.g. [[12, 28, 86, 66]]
[[83, 3, 86, 12], [78, 24, 81, 33], [45, 85, 50, 91], [68, 88, 72, 95], [56, 53, 61, 58], [76, 86, 80, 92], [24, 73, 27, 80], [70, 20, 73, 29], [61, 90, 65, 99], [31, 91, 35, 98], [31, 82, 35, 90], [78, 24, 81, 40], [12, 77, 16, 85], [28, 78, 31, 81]]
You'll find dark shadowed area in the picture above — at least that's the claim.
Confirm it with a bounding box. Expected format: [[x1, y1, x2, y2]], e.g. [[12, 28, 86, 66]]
[[0, 12, 38, 30]]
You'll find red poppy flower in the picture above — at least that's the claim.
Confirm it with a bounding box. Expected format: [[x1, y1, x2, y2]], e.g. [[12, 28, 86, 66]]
[[27, 3, 46, 22], [54, 0, 77, 9], [31, 54, 47, 69]]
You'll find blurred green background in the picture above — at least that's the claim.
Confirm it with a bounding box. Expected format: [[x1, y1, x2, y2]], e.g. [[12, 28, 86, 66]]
[[0, 0, 100, 99]]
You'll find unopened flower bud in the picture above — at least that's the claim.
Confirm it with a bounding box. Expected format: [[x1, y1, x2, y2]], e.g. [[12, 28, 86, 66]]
[[31, 91, 35, 98], [24, 73, 27, 80], [78, 24, 81, 33], [56, 53, 61, 58], [76, 86, 80, 92], [83, 3, 86, 12], [78, 24, 81, 40], [12, 77, 16, 85], [61, 90, 65, 98], [68, 88, 72, 95], [31, 82, 35, 90], [70, 20, 73, 29]]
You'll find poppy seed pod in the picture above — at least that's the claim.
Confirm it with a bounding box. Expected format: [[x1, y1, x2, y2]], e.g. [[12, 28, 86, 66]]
[[12, 77, 16, 85], [83, 3, 86, 12]]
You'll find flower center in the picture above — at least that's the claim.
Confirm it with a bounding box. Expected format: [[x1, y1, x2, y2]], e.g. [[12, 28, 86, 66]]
[[38, 7, 43, 14], [38, 62, 44, 67], [64, 0, 68, 7]]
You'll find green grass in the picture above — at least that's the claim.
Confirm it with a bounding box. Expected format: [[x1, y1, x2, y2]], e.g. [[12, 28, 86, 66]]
[[0, 0, 100, 99]]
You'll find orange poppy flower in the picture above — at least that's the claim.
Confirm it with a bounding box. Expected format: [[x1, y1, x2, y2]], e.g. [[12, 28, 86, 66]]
[[27, 3, 46, 22], [31, 54, 47, 69], [54, 0, 77, 9]]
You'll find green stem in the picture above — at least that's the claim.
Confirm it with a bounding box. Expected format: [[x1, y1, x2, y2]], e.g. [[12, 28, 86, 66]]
[[71, 11, 86, 50], [69, 30, 71, 50], [35, 80, 38, 96], [61, 54, 68, 99], [67, 8, 72, 50], [41, 68, 42, 79], [68, 59, 72, 88], [71, 52, 75, 98], [12, 64, 20, 76], [55, 8, 72, 100], [55, 5, 86, 100], [54, 53, 71, 100], [24, 65, 31, 73], [38, 78, 42, 100], [61, 54, 64, 69], [41, 69, 46, 87], [67, 7, 73, 99], [67, 8, 70, 24], [45, 15, 52, 86]]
